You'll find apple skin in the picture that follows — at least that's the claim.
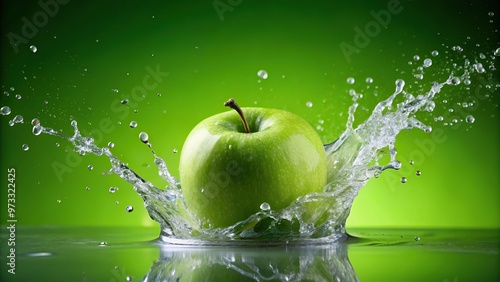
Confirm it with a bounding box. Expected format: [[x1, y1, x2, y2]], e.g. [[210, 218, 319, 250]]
[[179, 107, 327, 228]]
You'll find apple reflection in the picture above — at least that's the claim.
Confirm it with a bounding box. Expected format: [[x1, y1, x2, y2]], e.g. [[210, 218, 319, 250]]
[[143, 242, 358, 281]]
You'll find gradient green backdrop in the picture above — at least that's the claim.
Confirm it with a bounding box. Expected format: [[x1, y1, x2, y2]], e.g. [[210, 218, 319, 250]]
[[1, 0, 499, 232]]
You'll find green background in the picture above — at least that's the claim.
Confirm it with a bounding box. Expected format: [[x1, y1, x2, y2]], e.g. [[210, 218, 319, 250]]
[[1, 0, 499, 232]]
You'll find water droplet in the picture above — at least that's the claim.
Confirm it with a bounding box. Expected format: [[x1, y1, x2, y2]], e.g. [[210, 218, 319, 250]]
[[9, 87, 14, 91], [474, 63, 485, 73], [126, 276, 132, 282], [257, 70, 268, 79], [414, 236, 420, 241], [423, 58, 432, 67], [451, 46, 463, 52], [86, 186, 90, 191], [129, 121, 138, 128], [121, 99, 129, 105], [173, 148, 178, 153], [409, 160, 414, 165], [488, 11, 495, 17], [260, 202, 270, 211], [56, 199, 61, 204], [346, 77, 355, 84], [365, 77, 373, 84], [400, 177, 407, 183], [98, 242, 108, 247], [465, 115, 475, 123], [424, 101, 435, 112], [228, 144, 232, 150], [306, 101, 313, 108], [26, 252, 53, 257], [22, 144, 29, 151], [126, 205, 134, 212], [30, 45, 37, 53], [115, 201, 119, 205], [431, 50, 439, 56], [494, 48, 500, 56], [395, 79, 405, 92], [109, 187, 117, 194], [31, 118, 40, 126], [451, 77, 461, 85], [114, 266, 119, 270], [139, 132, 149, 143], [15, 94, 22, 100], [55, 143, 60, 147], [108, 142, 115, 148], [413, 55, 420, 61], [14, 115, 23, 123], [416, 170, 421, 176], [157, 93, 161, 97], [414, 74, 424, 80], [1, 106, 11, 115], [32, 124, 43, 136]]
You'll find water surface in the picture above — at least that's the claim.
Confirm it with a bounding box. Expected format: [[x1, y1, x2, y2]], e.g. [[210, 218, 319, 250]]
[[1, 226, 497, 281]]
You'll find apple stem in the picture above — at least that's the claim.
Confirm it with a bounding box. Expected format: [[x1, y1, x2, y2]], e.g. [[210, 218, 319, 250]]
[[224, 98, 251, 133]]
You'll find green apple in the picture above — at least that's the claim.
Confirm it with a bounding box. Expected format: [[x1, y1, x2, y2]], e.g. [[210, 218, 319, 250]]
[[179, 99, 327, 228]]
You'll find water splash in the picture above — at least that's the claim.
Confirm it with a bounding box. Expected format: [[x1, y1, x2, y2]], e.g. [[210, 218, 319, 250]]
[[23, 46, 495, 244], [3, 39, 497, 244]]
